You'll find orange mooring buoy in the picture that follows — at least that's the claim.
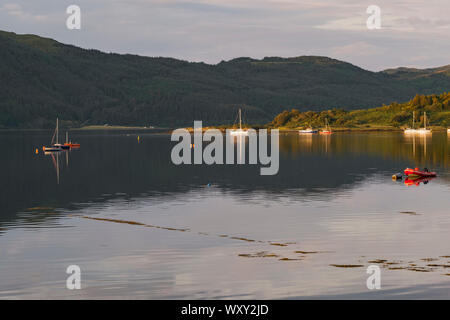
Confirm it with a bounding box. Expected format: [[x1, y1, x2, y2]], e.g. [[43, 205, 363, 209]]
[[35, 148, 39, 154]]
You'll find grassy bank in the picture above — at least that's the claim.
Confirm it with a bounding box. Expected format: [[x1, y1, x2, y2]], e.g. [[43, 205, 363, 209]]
[[268, 93, 450, 130]]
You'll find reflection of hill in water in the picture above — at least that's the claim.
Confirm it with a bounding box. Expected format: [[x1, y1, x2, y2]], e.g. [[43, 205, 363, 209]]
[[0, 131, 449, 228], [280, 132, 449, 168]]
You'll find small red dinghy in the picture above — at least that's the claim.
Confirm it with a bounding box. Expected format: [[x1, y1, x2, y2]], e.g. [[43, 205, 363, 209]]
[[404, 167, 436, 178]]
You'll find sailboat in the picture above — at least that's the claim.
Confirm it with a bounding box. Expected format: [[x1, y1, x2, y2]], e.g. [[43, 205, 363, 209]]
[[43, 118, 70, 152], [417, 112, 432, 134], [320, 118, 332, 134], [64, 131, 81, 148], [404, 111, 418, 134], [299, 121, 318, 134], [230, 108, 248, 136]]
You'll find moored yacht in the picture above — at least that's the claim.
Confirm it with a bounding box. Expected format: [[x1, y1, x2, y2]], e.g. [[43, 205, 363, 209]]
[[320, 118, 332, 134], [43, 118, 70, 152], [230, 109, 249, 136], [299, 128, 318, 134], [404, 111, 418, 134], [417, 112, 431, 134]]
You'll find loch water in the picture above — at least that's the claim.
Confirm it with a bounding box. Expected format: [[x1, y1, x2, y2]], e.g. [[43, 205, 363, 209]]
[[0, 130, 449, 299]]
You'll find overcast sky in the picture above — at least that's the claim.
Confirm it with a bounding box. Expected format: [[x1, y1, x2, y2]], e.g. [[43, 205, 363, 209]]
[[0, 0, 449, 71]]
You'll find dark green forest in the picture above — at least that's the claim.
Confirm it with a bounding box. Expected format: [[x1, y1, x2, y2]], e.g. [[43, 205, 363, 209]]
[[269, 92, 450, 129], [1, 30, 450, 128]]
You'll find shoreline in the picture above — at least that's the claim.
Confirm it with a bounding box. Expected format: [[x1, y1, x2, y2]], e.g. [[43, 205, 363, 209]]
[[0, 125, 169, 131], [0, 125, 448, 133], [74, 125, 167, 131], [180, 125, 448, 134]]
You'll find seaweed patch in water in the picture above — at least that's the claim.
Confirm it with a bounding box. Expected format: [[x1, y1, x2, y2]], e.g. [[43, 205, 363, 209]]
[[269, 242, 288, 247], [82, 216, 189, 232], [295, 251, 318, 254], [368, 259, 387, 264], [230, 237, 256, 242], [330, 264, 364, 268], [388, 267, 406, 270], [26, 207, 55, 211], [238, 252, 279, 258], [399, 211, 420, 215], [421, 258, 438, 262], [427, 264, 450, 268], [407, 267, 432, 272]]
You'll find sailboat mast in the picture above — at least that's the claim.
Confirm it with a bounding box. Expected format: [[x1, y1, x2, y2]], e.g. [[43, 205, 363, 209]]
[[239, 109, 242, 130], [424, 112, 427, 130], [56, 118, 59, 144]]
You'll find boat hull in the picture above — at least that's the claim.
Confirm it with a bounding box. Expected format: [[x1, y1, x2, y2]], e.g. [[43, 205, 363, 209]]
[[42, 146, 61, 152], [230, 130, 248, 136], [404, 168, 436, 177], [53, 144, 70, 150], [299, 130, 318, 134], [64, 143, 81, 148]]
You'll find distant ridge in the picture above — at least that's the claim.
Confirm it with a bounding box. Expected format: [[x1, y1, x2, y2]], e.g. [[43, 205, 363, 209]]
[[0, 30, 449, 128], [382, 65, 450, 78]]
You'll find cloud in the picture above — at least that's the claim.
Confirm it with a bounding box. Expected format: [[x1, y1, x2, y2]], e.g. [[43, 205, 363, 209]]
[[315, 16, 366, 31], [331, 42, 386, 57], [0, 3, 49, 22]]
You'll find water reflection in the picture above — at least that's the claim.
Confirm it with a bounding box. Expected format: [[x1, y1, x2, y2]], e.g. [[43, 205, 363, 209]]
[[0, 131, 449, 226], [279, 132, 449, 169], [43, 147, 80, 184], [404, 176, 435, 186]]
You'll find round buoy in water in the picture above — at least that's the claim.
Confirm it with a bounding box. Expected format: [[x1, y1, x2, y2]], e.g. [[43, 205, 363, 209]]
[[35, 148, 39, 154], [392, 173, 402, 181]]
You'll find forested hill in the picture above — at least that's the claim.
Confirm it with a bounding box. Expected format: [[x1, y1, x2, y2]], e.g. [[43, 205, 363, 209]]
[[1, 30, 450, 128]]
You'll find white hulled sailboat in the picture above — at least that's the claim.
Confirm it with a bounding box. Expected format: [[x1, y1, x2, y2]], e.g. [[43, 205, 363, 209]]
[[230, 108, 248, 136]]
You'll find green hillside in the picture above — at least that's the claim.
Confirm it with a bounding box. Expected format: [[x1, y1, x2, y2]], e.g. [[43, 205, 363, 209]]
[[1, 30, 450, 128], [269, 92, 450, 129]]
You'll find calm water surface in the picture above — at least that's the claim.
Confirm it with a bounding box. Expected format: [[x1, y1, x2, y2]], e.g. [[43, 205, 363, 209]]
[[0, 130, 449, 299]]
